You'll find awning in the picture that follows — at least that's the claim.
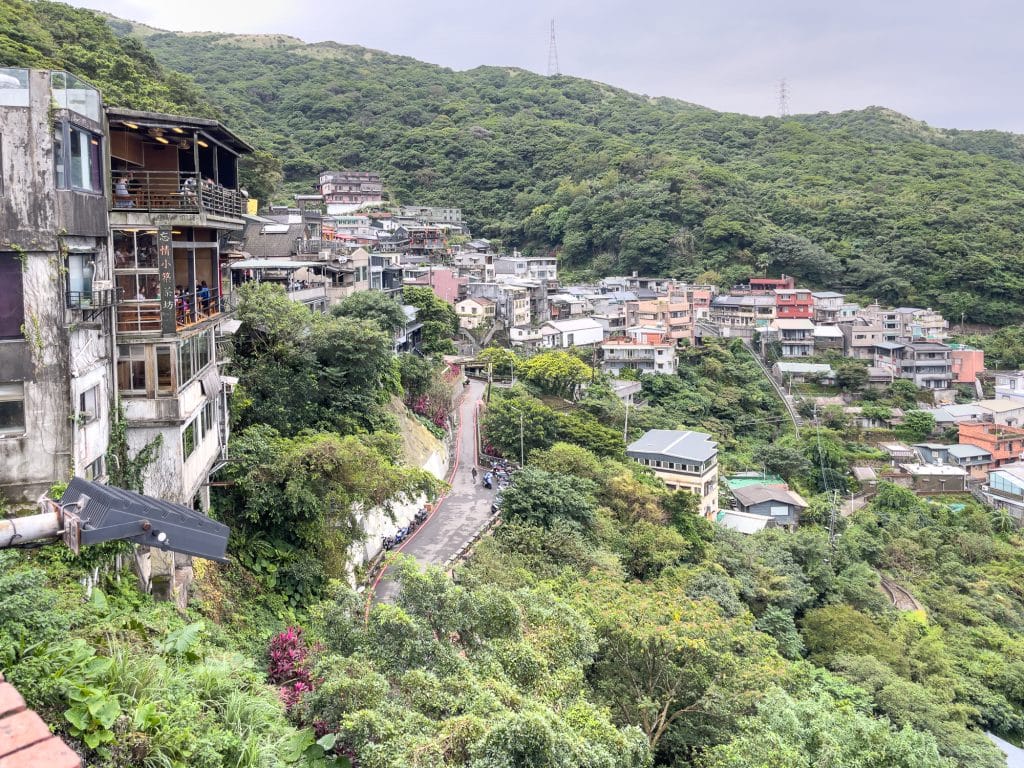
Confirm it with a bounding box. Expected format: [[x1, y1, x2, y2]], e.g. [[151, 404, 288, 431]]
[[219, 319, 242, 335], [200, 368, 221, 399]]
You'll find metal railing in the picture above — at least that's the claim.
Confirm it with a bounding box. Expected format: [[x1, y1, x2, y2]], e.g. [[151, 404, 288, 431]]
[[110, 171, 245, 218], [66, 288, 120, 310], [294, 238, 347, 256], [116, 287, 233, 334]]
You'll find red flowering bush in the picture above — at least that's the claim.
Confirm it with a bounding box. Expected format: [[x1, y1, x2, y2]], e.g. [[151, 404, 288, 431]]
[[268, 626, 313, 710]]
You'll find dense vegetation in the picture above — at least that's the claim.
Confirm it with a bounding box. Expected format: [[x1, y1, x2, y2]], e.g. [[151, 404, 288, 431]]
[[100, 20, 1024, 322]]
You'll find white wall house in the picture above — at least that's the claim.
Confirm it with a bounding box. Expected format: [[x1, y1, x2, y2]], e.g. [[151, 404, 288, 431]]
[[539, 318, 604, 348]]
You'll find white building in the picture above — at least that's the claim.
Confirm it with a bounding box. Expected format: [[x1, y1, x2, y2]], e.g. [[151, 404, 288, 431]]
[[493, 254, 558, 282], [539, 318, 604, 349], [600, 328, 678, 376], [627, 429, 719, 518], [455, 297, 495, 330]]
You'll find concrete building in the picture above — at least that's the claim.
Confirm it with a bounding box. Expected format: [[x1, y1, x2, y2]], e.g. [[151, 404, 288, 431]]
[[959, 422, 1024, 468], [636, 296, 694, 344], [709, 295, 776, 335], [539, 318, 604, 349], [773, 288, 813, 320], [995, 371, 1024, 403], [107, 104, 253, 510], [767, 318, 816, 357], [897, 463, 967, 493], [317, 170, 383, 214], [983, 463, 1024, 524], [975, 399, 1024, 427], [813, 324, 845, 352], [493, 254, 558, 282], [455, 297, 495, 330], [464, 283, 531, 328], [627, 429, 719, 518], [0, 68, 115, 503], [811, 291, 845, 324], [600, 329, 678, 376], [874, 341, 953, 391], [841, 320, 886, 360], [950, 345, 984, 385], [404, 266, 467, 304]]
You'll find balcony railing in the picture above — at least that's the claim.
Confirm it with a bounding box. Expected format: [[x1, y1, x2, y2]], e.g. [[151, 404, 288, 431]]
[[116, 287, 233, 334], [111, 171, 245, 218], [66, 288, 120, 310], [295, 238, 347, 256]]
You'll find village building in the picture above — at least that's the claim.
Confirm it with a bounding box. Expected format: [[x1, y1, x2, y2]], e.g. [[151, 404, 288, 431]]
[[317, 170, 382, 214], [766, 318, 816, 357], [959, 422, 1024, 467], [983, 463, 1024, 523], [873, 341, 953, 392], [949, 344, 985, 385], [729, 484, 807, 530], [0, 69, 115, 502], [599, 328, 678, 376], [538, 317, 604, 349], [626, 429, 719, 517], [455, 297, 495, 330], [493, 254, 558, 283], [811, 291, 845, 324], [773, 288, 814, 320], [975, 399, 1024, 427]]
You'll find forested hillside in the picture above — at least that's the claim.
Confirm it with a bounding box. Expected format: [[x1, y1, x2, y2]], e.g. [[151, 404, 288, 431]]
[[4, 2, 1024, 320], [120, 26, 1024, 323]]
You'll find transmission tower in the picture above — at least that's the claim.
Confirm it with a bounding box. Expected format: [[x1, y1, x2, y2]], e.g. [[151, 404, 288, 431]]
[[547, 19, 561, 76], [777, 78, 790, 117]]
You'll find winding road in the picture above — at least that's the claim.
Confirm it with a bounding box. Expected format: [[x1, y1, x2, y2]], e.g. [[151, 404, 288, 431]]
[[371, 379, 496, 603]]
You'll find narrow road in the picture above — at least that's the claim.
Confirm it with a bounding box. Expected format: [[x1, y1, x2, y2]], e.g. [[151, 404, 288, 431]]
[[372, 379, 495, 603]]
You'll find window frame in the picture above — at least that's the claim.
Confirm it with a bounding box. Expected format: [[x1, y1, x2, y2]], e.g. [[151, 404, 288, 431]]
[[78, 384, 100, 424], [0, 382, 26, 437]]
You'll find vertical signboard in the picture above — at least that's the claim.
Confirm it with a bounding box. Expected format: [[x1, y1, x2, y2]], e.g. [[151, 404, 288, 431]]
[[157, 227, 175, 334]]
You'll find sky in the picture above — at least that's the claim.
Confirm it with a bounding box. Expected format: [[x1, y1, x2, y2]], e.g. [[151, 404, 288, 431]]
[[69, 0, 1024, 133]]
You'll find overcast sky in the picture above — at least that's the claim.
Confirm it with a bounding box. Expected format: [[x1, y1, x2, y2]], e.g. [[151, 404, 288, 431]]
[[69, 0, 1024, 133]]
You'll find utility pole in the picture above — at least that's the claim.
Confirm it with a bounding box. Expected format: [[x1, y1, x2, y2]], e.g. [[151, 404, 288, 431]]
[[623, 393, 631, 442], [777, 78, 790, 118], [547, 19, 561, 76], [519, 410, 525, 466]]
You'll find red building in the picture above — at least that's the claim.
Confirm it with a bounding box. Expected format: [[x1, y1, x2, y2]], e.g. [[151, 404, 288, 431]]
[[773, 288, 814, 320], [748, 275, 795, 293], [960, 422, 1024, 467]]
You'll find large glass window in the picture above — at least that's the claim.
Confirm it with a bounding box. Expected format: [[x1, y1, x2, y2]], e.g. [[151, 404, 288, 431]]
[[0, 382, 26, 436], [0, 254, 24, 339], [117, 344, 146, 393], [55, 122, 102, 192], [178, 331, 212, 387]]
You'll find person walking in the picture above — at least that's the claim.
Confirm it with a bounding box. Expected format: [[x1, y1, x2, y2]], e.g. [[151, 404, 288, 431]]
[[471, 467, 478, 484]]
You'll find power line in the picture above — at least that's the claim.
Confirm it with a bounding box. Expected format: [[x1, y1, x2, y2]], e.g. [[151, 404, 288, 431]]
[[778, 78, 790, 117], [547, 19, 561, 76]]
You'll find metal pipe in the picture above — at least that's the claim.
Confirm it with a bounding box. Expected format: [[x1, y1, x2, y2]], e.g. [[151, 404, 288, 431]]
[[0, 511, 62, 548]]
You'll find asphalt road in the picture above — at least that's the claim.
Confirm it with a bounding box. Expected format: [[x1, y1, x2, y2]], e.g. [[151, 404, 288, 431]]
[[372, 379, 496, 603]]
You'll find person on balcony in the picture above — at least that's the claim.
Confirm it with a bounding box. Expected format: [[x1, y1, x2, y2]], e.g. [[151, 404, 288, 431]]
[[114, 174, 134, 208], [180, 176, 198, 204], [197, 281, 211, 315]]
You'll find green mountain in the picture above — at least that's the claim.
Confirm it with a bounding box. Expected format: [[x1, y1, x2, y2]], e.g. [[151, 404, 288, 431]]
[[5, 2, 1024, 323]]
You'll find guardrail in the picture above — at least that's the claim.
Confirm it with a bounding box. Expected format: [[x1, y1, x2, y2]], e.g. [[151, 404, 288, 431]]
[[111, 171, 245, 218]]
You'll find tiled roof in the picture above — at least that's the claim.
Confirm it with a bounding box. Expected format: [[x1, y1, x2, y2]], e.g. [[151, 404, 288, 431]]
[[0, 672, 81, 768]]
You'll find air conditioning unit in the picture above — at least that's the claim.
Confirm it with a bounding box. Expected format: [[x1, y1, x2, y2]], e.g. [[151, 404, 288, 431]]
[[318, 251, 332, 261]]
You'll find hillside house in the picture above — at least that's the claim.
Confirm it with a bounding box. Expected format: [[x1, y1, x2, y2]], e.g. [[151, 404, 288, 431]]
[[959, 422, 1024, 467], [539, 317, 604, 349], [455, 297, 495, 330], [994, 371, 1024, 403], [874, 341, 953, 391], [813, 324, 845, 352], [600, 328, 677, 376], [811, 291, 845, 324], [976, 399, 1024, 427], [730, 484, 808, 530], [983, 463, 1024, 523], [950, 345, 985, 385], [627, 429, 719, 518], [773, 288, 814, 320], [767, 318, 816, 357]]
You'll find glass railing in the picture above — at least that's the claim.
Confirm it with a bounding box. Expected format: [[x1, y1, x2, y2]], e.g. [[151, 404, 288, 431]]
[[0, 68, 29, 107], [50, 71, 101, 122]]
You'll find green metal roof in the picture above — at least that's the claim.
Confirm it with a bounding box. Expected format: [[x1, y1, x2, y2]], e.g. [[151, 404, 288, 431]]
[[726, 473, 785, 490]]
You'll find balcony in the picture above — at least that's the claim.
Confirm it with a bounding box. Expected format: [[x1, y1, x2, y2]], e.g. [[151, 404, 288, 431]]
[[111, 171, 245, 218], [66, 288, 121, 321], [295, 238, 347, 256], [116, 287, 233, 334]]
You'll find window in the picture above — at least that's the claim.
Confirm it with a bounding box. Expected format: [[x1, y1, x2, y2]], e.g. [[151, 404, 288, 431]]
[[0, 254, 24, 339], [84, 455, 104, 481], [182, 419, 197, 459], [67, 253, 96, 305], [0, 383, 25, 436], [78, 385, 99, 423], [117, 345, 146, 393], [55, 123, 102, 192], [156, 346, 174, 396], [179, 332, 212, 387], [202, 400, 216, 436]]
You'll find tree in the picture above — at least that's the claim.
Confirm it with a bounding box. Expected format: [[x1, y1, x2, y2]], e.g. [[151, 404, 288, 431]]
[[482, 393, 560, 460], [761, 441, 813, 481], [896, 410, 936, 443], [403, 285, 458, 356], [518, 351, 592, 398], [499, 467, 597, 530], [478, 346, 521, 377], [332, 290, 407, 334], [836, 361, 869, 392]]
